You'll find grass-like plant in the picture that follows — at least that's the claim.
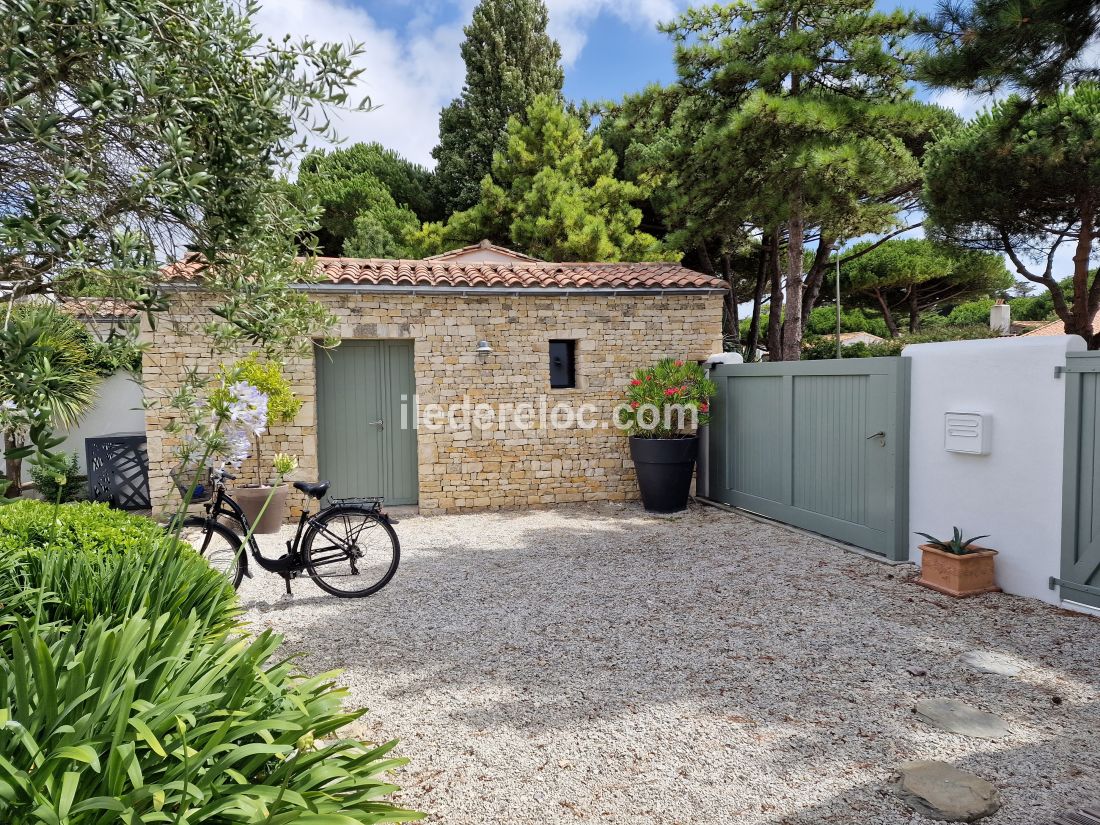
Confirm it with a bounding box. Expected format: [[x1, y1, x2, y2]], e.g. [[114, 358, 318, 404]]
[[915, 526, 990, 555], [0, 501, 422, 823], [0, 611, 422, 823]]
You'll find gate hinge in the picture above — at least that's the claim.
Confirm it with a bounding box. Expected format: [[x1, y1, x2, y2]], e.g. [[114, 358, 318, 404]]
[[1049, 576, 1100, 598]]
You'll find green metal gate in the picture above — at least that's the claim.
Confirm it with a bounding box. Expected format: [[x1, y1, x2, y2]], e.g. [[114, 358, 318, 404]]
[[707, 358, 910, 560], [1057, 352, 1100, 608], [315, 340, 418, 505]]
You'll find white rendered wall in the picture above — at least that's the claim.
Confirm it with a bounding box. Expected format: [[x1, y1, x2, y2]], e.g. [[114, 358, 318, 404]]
[[904, 335, 1084, 605], [22, 372, 146, 480]]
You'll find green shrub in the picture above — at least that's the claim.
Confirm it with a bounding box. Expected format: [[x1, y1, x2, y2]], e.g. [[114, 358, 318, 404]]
[[802, 324, 996, 360], [0, 500, 421, 823], [0, 611, 422, 824], [28, 451, 86, 503], [0, 499, 166, 557], [0, 500, 237, 633]]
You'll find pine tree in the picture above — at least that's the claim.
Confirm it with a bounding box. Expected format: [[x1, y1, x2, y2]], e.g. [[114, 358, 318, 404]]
[[918, 0, 1100, 97], [412, 97, 676, 262], [432, 0, 564, 214], [659, 0, 942, 360]]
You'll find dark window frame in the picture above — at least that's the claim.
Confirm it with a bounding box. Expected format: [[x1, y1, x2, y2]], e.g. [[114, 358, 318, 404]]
[[549, 339, 576, 389]]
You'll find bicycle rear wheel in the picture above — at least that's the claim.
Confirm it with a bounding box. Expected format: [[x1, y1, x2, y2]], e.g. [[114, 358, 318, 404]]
[[301, 505, 400, 597], [178, 516, 245, 589]]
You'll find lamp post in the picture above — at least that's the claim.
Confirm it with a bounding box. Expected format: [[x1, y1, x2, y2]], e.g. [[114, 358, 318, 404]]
[[835, 243, 843, 360]]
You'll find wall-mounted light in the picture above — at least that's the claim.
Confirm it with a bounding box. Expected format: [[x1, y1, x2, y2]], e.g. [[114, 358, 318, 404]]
[[475, 339, 493, 355]]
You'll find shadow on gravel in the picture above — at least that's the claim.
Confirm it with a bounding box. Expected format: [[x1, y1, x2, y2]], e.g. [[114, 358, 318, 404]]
[[255, 503, 1100, 823]]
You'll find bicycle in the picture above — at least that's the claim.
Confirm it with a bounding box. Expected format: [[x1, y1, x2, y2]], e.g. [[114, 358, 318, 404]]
[[173, 467, 400, 598]]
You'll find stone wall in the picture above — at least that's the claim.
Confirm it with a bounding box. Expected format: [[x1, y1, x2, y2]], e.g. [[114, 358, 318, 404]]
[[142, 289, 724, 517]]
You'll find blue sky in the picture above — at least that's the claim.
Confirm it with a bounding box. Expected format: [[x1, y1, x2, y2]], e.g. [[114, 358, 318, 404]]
[[257, 0, 971, 168]]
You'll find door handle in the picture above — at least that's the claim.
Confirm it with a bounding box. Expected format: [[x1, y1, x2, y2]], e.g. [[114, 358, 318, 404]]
[[370, 419, 384, 430], [866, 430, 885, 444]]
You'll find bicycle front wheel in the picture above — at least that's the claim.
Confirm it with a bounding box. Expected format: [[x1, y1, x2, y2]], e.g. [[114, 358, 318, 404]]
[[177, 516, 245, 589], [302, 506, 400, 597]]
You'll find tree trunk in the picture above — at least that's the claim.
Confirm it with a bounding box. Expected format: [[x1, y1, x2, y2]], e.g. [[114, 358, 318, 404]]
[[780, 187, 805, 361], [800, 237, 835, 331], [766, 228, 783, 359], [908, 288, 920, 333], [874, 288, 900, 338], [721, 253, 740, 348], [1072, 197, 1097, 347], [4, 431, 21, 498], [745, 237, 769, 361]]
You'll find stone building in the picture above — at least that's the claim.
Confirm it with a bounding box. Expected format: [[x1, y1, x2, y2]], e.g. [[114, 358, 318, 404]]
[[142, 243, 725, 516]]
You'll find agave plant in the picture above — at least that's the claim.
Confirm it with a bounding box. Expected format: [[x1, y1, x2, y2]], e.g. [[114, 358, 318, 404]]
[[915, 526, 990, 556]]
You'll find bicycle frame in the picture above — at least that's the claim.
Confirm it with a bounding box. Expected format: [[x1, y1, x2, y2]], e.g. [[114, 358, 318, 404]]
[[196, 483, 388, 579]]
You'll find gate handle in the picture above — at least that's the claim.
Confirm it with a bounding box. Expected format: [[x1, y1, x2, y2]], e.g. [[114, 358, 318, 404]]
[[866, 431, 885, 441], [370, 419, 384, 430]]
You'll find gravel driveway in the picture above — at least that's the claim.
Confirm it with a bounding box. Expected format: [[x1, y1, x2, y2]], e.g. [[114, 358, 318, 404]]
[[240, 502, 1100, 824]]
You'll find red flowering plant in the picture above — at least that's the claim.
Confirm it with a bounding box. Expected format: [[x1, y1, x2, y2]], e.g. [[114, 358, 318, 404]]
[[618, 357, 717, 438]]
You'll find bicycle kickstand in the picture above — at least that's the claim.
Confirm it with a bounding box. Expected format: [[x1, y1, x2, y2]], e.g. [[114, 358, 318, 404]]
[[282, 575, 292, 597]]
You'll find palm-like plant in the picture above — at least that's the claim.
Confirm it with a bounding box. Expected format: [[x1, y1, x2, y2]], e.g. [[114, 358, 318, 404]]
[[915, 526, 990, 556], [0, 304, 102, 496]]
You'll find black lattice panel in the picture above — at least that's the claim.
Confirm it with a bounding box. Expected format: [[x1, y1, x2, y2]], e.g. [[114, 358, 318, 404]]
[[85, 433, 151, 510]]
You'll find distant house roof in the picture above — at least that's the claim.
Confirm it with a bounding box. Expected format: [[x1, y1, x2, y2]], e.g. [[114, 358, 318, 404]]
[[1022, 319, 1067, 337], [838, 331, 885, 346], [57, 297, 138, 321], [165, 255, 727, 292], [425, 240, 543, 264]]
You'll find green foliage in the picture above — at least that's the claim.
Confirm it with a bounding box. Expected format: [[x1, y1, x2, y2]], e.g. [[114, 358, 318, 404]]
[[0, 611, 421, 823], [917, 0, 1100, 97], [28, 451, 84, 503], [0, 499, 169, 559], [433, 0, 564, 214], [0, 501, 236, 632], [636, 0, 954, 360], [837, 239, 1013, 334], [804, 307, 891, 339], [924, 83, 1100, 344], [217, 354, 302, 428], [619, 358, 716, 438], [0, 303, 103, 494], [296, 143, 439, 256], [915, 526, 991, 556], [416, 96, 677, 262], [0, 304, 101, 431], [801, 324, 996, 359], [945, 298, 995, 326], [0, 500, 420, 823], [0, 0, 359, 321]]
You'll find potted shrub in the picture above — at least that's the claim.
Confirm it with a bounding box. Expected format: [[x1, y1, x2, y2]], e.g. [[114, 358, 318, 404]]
[[914, 527, 1000, 597], [619, 358, 716, 513], [212, 354, 302, 533]]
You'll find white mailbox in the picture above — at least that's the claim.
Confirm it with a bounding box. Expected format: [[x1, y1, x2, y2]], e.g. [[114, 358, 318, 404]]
[[944, 412, 991, 455]]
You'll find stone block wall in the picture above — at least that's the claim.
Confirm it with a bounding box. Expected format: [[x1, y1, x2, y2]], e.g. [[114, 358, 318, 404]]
[[142, 289, 724, 517]]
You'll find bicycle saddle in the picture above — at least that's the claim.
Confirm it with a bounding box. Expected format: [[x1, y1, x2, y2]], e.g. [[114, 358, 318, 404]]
[[293, 480, 330, 499]]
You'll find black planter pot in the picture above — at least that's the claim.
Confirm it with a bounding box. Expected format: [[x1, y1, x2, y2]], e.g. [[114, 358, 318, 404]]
[[629, 435, 698, 513]]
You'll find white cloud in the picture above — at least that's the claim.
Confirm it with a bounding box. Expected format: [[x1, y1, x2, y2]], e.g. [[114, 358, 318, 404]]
[[255, 0, 683, 167], [255, 0, 466, 167], [544, 0, 681, 64]]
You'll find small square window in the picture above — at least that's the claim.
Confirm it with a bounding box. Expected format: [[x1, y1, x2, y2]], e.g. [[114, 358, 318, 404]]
[[549, 340, 576, 389]]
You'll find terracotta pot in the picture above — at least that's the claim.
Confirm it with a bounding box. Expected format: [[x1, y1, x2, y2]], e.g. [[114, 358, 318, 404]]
[[232, 484, 289, 534], [916, 544, 1000, 598]]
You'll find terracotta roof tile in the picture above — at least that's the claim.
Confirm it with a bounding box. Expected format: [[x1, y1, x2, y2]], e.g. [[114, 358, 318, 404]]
[[57, 297, 139, 320], [1022, 319, 1068, 336], [166, 256, 727, 291]]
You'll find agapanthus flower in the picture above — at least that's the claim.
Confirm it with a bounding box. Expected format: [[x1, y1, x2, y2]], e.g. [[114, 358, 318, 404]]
[[225, 381, 268, 438]]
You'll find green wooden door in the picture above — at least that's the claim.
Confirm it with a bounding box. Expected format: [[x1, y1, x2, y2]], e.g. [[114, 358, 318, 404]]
[[315, 340, 418, 505], [1059, 353, 1100, 608], [707, 358, 910, 561]]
